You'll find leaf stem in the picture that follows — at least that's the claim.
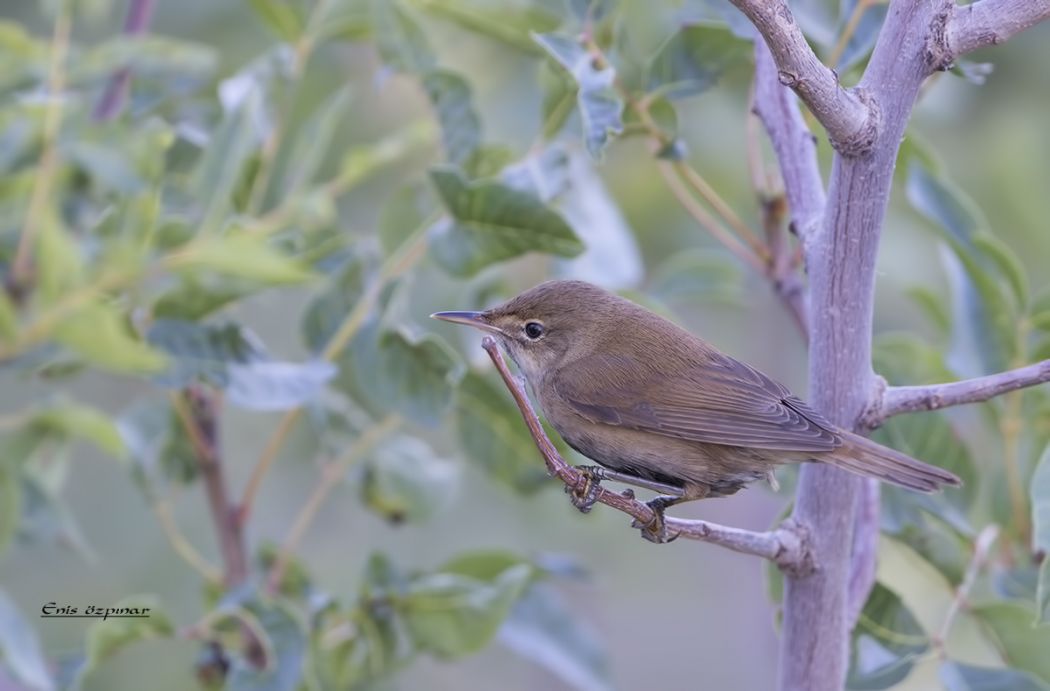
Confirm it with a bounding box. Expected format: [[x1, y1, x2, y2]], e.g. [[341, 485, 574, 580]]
[[11, 8, 72, 290], [932, 524, 999, 656], [264, 415, 401, 594]]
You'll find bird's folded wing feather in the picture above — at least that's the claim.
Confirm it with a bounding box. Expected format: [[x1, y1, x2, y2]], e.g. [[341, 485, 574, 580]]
[[553, 352, 842, 452]]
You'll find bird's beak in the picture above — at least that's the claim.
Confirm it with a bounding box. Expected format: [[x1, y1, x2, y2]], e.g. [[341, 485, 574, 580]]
[[430, 311, 503, 335]]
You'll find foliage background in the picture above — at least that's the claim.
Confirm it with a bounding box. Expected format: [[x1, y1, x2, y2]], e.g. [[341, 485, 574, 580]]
[[1, 0, 1048, 689]]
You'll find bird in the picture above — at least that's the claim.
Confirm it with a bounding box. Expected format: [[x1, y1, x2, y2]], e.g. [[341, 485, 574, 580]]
[[432, 279, 960, 541]]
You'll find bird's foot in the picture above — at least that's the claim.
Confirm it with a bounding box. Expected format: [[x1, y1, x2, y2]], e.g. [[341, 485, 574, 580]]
[[567, 465, 605, 513], [632, 496, 682, 544]]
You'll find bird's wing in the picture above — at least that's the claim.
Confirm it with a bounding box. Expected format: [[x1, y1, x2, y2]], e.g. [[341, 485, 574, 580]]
[[553, 352, 842, 452]]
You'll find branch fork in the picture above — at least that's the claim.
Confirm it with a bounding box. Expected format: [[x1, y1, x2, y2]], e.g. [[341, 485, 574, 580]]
[[480, 337, 813, 575]]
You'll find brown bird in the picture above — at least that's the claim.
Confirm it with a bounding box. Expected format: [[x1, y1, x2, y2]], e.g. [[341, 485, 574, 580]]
[[433, 280, 960, 541]]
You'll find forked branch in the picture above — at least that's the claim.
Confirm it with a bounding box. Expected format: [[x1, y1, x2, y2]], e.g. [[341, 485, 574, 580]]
[[481, 337, 812, 574], [727, 0, 878, 155], [867, 359, 1050, 427]]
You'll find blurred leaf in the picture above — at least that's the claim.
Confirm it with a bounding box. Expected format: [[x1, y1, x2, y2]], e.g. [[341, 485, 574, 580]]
[[379, 183, 432, 256], [973, 233, 1028, 310], [412, 0, 559, 52], [55, 302, 166, 373], [226, 601, 307, 691], [309, 0, 371, 42], [972, 601, 1050, 683], [0, 291, 16, 344], [646, 23, 750, 99], [454, 372, 551, 492], [29, 403, 125, 458], [118, 401, 198, 489], [553, 148, 643, 290], [72, 35, 218, 84], [147, 320, 335, 411], [533, 33, 623, 159], [36, 211, 83, 304], [301, 250, 372, 352], [951, 60, 995, 85], [65, 140, 145, 195], [248, 0, 305, 41], [907, 162, 983, 253], [361, 436, 459, 523], [941, 247, 1017, 378], [0, 460, 18, 555], [428, 166, 583, 276], [172, 234, 313, 284], [153, 277, 259, 321], [422, 70, 481, 166], [873, 333, 956, 385], [940, 661, 1050, 691], [82, 596, 172, 672], [648, 248, 742, 304], [0, 588, 54, 691], [499, 584, 611, 691], [847, 583, 928, 689], [906, 287, 951, 339], [371, 0, 436, 73], [193, 89, 265, 230], [500, 145, 570, 202], [1034, 444, 1050, 623], [281, 86, 354, 195], [401, 563, 531, 658], [836, 0, 887, 72], [539, 60, 577, 140], [440, 550, 530, 581]]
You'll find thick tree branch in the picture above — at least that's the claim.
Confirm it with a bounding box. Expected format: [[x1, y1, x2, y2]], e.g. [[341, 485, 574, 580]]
[[866, 359, 1050, 427], [752, 38, 827, 253], [945, 0, 1050, 60], [481, 337, 813, 574], [93, 0, 156, 121], [728, 0, 878, 156]]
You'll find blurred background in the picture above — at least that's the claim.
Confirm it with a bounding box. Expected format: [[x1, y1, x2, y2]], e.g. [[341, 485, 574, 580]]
[[1, 1, 1049, 689]]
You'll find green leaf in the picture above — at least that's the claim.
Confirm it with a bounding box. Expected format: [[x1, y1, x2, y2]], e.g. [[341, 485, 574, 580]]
[[0, 460, 19, 555], [972, 601, 1050, 683], [225, 601, 307, 691], [401, 563, 531, 658], [361, 436, 459, 523], [308, 0, 372, 42], [147, 320, 335, 411], [55, 302, 167, 373], [371, 0, 436, 73], [248, 0, 305, 41], [281, 86, 354, 195], [454, 372, 551, 492], [30, 403, 125, 458], [533, 33, 623, 159], [172, 234, 313, 284], [35, 211, 84, 304], [648, 248, 742, 304], [873, 333, 957, 385], [82, 596, 172, 671], [72, 35, 218, 84], [906, 161, 984, 252], [940, 661, 1050, 691], [847, 583, 928, 689], [412, 0, 560, 53], [379, 183, 432, 256], [539, 60, 577, 140], [192, 89, 264, 231], [301, 251, 372, 352], [118, 401, 198, 489], [646, 23, 750, 100], [906, 287, 952, 338], [64, 140, 146, 195], [422, 70, 482, 166], [1034, 444, 1050, 624], [499, 584, 611, 691], [941, 246, 1018, 377], [0, 588, 54, 691], [0, 290, 16, 344], [428, 165, 583, 276], [439, 550, 530, 581], [152, 277, 259, 321]]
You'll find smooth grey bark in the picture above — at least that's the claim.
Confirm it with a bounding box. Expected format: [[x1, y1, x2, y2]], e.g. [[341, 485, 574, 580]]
[[735, 1, 1050, 689]]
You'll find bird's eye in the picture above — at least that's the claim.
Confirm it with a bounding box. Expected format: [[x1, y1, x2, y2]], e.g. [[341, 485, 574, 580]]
[[524, 322, 545, 340]]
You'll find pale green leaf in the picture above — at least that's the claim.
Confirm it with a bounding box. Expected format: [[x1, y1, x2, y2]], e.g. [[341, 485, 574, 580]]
[[371, 0, 435, 73], [30, 403, 125, 458], [171, 235, 313, 284], [847, 583, 928, 689], [281, 87, 354, 194], [55, 303, 166, 373], [0, 290, 16, 344], [82, 596, 172, 670], [361, 436, 459, 523], [423, 70, 481, 166], [940, 661, 1050, 691], [0, 460, 20, 556], [646, 24, 750, 99], [248, 0, 305, 41], [972, 601, 1050, 683], [0, 588, 54, 691], [412, 0, 559, 53], [225, 602, 307, 691], [428, 165, 583, 276]]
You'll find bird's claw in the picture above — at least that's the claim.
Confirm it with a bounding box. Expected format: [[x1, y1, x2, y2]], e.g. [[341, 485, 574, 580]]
[[632, 496, 681, 544], [567, 465, 605, 513]]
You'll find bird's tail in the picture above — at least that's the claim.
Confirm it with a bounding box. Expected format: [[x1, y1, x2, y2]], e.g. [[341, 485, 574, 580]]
[[821, 431, 962, 493]]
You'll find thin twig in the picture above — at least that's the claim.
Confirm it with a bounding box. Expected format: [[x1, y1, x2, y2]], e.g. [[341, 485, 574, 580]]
[[238, 217, 433, 525], [152, 497, 223, 584], [93, 0, 156, 121], [932, 524, 1000, 655], [481, 337, 812, 573], [868, 359, 1050, 427], [265, 416, 401, 594]]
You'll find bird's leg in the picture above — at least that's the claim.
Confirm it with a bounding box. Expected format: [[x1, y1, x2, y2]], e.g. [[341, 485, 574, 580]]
[[582, 467, 686, 497], [633, 484, 709, 544], [567, 465, 605, 513]]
